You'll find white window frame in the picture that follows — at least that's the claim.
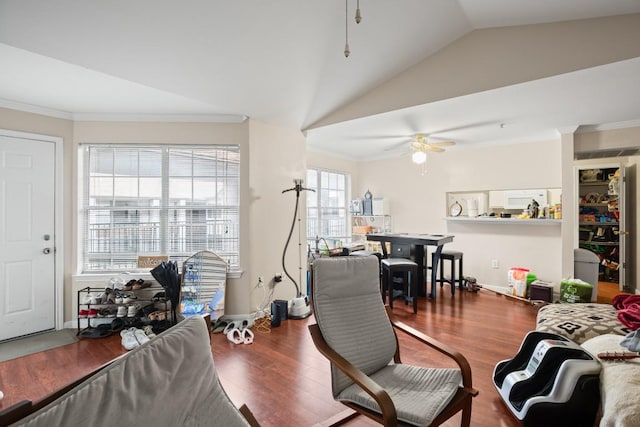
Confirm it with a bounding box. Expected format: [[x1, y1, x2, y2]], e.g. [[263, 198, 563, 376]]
[[78, 144, 240, 273], [305, 168, 351, 252]]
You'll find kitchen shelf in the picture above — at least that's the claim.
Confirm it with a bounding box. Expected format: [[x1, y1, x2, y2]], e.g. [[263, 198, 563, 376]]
[[579, 222, 618, 226], [445, 217, 561, 225]]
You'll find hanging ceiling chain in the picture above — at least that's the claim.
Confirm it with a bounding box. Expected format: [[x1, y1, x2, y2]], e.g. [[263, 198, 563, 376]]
[[344, 0, 362, 58], [344, 0, 350, 57]]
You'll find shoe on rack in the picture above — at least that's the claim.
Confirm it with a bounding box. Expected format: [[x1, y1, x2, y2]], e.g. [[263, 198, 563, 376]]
[[116, 306, 128, 318], [83, 293, 94, 304], [123, 293, 138, 304], [122, 279, 137, 291], [115, 293, 124, 304], [132, 279, 151, 290], [87, 309, 98, 318], [78, 309, 89, 318], [148, 311, 167, 321], [120, 328, 139, 351], [127, 305, 139, 317], [101, 287, 115, 303], [90, 293, 102, 304], [152, 292, 167, 302]]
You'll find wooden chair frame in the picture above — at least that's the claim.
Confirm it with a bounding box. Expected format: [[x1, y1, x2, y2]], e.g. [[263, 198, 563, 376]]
[[309, 306, 478, 427]]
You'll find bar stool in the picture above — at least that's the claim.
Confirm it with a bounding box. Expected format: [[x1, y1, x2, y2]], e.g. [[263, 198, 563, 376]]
[[381, 258, 418, 313], [432, 250, 464, 296]]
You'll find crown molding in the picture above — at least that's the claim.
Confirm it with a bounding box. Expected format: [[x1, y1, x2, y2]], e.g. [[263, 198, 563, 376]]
[[0, 98, 73, 120], [577, 118, 640, 133], [0, 98, 248, 123]]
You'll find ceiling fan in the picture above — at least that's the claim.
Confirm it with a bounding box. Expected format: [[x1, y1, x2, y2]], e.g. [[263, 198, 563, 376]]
[[403, 133, 456, 164], [410, 133, 455, 153]]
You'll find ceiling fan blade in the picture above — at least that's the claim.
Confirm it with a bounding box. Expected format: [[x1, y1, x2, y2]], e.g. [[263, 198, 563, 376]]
[[429, 140, 456, 147], [423, 145, 445, 153]]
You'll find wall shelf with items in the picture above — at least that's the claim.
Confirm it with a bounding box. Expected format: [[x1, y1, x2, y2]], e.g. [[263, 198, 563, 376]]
[[445, 216, 561, 225], [351, 215, 391, 252]]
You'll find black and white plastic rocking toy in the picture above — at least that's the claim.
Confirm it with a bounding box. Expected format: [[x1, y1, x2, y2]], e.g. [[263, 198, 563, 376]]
[[493, 331, 601, 427]]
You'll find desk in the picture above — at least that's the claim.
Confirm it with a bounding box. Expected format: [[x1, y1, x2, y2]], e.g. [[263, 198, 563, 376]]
[[366, 233, 454, 299]]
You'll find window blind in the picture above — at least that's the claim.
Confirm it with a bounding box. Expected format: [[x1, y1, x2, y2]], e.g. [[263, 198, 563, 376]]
[[305, 168, 350, 249], [81, 144, 240, 272]]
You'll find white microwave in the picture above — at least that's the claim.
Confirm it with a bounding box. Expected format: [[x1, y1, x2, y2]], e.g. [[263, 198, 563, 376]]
[[503, 189, 548, 210]]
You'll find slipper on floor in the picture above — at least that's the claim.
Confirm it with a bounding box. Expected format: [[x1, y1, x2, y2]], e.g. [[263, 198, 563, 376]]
[[120, 328, 139, 351], [79, 327, 112, 339], [212, 319, 229, 334]]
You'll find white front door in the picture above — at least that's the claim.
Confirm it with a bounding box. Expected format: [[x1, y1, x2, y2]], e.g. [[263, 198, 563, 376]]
[[0, 134, 56, 341]]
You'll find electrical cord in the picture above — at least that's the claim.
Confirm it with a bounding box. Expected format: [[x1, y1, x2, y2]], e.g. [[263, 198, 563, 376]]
[[253, 316, 272, 333], [281, 188, 301, 296], [281, 180, 314, 297]]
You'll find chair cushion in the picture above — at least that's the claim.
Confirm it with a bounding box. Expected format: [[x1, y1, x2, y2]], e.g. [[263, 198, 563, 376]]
[[381, 258, 418, 268], [337, 364, 461, 426], [313, 256, 398, 396], [14, 317, 249, 427]]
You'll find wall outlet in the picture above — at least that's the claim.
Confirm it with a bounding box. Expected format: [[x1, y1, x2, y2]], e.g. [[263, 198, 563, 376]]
[[491, 259, 499, 269], [274, 273, 283, 282]]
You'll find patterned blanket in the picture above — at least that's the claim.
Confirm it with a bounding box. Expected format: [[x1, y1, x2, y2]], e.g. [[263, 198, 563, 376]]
[[536, 303, 631, 344]]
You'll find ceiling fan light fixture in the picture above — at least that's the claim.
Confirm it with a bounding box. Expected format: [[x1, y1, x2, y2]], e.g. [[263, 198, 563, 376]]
[[412, 150, 427, 164]]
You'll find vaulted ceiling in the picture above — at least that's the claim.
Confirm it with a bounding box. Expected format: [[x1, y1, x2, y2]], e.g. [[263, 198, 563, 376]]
[[1, 1, 640, 160]]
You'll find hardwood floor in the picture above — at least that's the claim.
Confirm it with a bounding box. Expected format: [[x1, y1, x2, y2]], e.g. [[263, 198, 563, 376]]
[[597, 280, 623, 304], [0, 287, 541, 427]]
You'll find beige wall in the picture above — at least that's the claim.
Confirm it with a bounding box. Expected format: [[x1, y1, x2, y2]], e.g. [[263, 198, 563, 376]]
[[306, 150, 360, 192], [0, 109, 313, 323], [1, 106, 637, 327], [575, 125, 640, 152], [352, 139, 564, 287], [247, 120, 307, 312], [310, 14, 640, 129]]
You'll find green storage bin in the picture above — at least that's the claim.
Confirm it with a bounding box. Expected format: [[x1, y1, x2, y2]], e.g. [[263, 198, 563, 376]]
[[559, 279, 594, 303]]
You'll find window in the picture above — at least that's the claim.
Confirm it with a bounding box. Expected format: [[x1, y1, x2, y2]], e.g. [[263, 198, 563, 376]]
[[80, 145, 240, 272], [306, 168, 350, 251]]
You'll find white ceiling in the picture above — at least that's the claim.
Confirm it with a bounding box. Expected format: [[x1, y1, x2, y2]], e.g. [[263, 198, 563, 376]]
[[1, 0, 640, 160]]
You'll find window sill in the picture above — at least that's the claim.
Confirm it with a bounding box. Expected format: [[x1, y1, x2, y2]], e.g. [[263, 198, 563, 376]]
[[72, 269, 243, 282]]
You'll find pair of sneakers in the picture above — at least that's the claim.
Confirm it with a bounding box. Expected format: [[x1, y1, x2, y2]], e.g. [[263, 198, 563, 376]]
[[83, 293, 102, 305], [120, 327, 154, 351], [78, 308, 98, 318], [116, 305, 139, 318], [223, 320, 254, 345]]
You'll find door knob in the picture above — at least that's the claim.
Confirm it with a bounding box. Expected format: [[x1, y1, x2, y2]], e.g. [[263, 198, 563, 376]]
[[43, 248, 51, 254]]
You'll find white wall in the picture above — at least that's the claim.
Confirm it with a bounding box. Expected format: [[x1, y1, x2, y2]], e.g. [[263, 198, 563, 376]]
[[355, 139, 563, 287]]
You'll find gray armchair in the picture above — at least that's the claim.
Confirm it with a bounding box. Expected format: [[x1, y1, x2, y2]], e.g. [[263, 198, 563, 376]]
[[309, 256, 478, 426], [0, 316, 259, 427]]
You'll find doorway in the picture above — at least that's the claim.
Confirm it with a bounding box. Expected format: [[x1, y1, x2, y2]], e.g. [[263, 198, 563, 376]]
[[577, 164, 626, 293], [0, 129, 63, 342]]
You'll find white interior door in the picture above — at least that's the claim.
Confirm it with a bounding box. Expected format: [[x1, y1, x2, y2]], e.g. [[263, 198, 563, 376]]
[[0, 134, 56, 341]]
